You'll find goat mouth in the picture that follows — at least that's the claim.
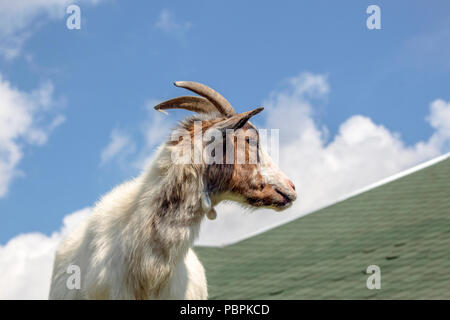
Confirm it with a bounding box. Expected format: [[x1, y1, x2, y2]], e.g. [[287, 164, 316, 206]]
[[275, 188, 291, 203], [244, 189, 295, 211]]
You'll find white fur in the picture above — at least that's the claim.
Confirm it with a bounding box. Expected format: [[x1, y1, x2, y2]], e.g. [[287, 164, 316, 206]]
[[49, 146, 208, 300]]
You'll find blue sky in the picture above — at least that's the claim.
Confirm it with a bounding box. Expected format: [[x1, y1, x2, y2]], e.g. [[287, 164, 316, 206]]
[[1, 0, 450, 247]]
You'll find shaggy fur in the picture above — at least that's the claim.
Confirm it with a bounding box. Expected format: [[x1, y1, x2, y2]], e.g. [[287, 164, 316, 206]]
[[49, 111, 296, 300]]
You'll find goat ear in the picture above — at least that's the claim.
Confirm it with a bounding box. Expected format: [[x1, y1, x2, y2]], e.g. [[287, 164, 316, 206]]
[[214, 107, 264, 131]]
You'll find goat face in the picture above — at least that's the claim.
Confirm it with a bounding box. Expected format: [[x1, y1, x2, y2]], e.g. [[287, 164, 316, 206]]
[[202, 118, 297, 211], [155, 81, 297, 212], [233, 124, 297, 211]]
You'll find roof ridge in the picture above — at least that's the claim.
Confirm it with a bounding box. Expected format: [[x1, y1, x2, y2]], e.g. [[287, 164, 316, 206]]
[[205, 152, 450, 248]]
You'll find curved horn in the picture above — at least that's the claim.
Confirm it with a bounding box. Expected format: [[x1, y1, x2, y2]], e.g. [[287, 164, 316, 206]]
[[174, 81, 236, 116], [154, 96, 220, 115]]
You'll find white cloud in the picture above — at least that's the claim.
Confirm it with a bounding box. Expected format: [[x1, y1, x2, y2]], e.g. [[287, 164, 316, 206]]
[[0, 73, 64, 197], [100, 129, 134, 166], [0, 0, 105, 59], [99, 99, 175, 170], [0, 207, 90, 299], [427, 99, 450, 150], [154, 8, 191, 36]]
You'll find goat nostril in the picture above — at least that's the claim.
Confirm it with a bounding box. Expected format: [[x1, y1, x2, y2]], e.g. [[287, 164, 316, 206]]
[[288, 180, 295, 191]]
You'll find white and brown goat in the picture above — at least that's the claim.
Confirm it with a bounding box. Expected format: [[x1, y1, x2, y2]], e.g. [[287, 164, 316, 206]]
[[49, 81, 297, 300]]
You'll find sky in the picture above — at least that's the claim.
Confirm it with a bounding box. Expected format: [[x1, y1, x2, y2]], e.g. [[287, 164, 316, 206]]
[[1, 0, 450, 299]]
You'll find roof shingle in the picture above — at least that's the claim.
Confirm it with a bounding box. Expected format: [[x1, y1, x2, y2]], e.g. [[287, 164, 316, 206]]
[[196, 158, 450, 299]]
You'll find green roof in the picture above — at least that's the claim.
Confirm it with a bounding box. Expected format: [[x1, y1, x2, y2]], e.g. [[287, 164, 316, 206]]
[[196, 156, 450, 299]]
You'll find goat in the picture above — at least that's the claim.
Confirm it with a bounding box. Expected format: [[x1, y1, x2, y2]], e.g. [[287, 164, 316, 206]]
[[49, 81, 297, 299]]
